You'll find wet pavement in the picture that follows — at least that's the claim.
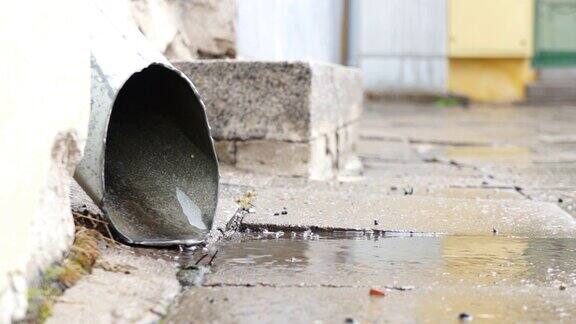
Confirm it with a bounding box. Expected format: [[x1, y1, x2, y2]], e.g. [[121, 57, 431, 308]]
[[243, 190, 576, 237], [167, 235, 576, 323], [167, 103, 576, 323]]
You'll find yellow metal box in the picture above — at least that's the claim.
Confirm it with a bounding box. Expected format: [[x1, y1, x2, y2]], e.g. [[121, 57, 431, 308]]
[[449, 0, 533, 58]]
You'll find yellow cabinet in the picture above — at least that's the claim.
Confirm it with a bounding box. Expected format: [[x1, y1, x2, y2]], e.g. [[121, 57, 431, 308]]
[[449, 0, 534, 57]]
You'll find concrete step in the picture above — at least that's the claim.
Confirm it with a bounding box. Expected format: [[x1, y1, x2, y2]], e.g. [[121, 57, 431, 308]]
[[529, 80, 576, 87], [539, 68, 576, 81], [175, 60, 363, 179], [525, 76, 576, 105], [527, 85, 576, 97]]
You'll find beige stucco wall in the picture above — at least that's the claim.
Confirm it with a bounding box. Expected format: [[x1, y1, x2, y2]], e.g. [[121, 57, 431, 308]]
[[0, 1, 89, 321]]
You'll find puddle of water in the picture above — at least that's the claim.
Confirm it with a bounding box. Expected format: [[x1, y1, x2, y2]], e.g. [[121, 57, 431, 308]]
[[212, 235, 576, 288], [445, 146, 532, 166], [166, 234, 576, 323]]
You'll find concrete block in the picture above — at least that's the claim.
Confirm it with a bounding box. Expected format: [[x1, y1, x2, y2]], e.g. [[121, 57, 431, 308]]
[[308, 136, 336, 180], [175, 60, 363, 178], [232, 137, 336, 180], [214, 140, 236, 165], [309, 63, 364, 139], [336, 123, 359, 169], [235, 140, 311, 177], [175, 61, 362, 142]]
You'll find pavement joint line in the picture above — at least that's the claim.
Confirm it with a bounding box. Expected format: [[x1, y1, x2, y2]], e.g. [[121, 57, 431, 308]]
[[359, 135, 404, 142], [513, 186, 533, 200], [360, 150, 482, 172], [203, 282, 414, 291], [241, 224, 444, 237], [533, 160, 576, 164], [359, 135, 492, 147], [448, 185, 519, 190], [423, 158, 480, 171]]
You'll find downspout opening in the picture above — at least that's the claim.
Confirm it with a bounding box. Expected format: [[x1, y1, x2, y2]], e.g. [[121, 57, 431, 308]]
[[103, 63, 219, 245]]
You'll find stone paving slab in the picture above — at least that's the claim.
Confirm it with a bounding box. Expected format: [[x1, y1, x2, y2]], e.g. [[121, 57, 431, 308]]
[[243, 189, 576, 237], [166, 285, 576, 323], [420, 187, 523, 199], [49, 247, 180, 324]]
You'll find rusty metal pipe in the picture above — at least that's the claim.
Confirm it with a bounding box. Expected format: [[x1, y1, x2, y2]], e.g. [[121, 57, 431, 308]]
[[75, 0, 219, 246]]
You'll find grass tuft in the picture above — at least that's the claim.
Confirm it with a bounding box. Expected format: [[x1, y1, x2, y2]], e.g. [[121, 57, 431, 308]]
[[23, 227, 106, 323]]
